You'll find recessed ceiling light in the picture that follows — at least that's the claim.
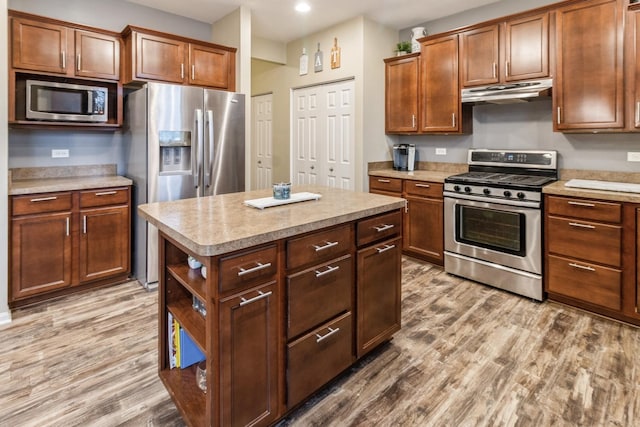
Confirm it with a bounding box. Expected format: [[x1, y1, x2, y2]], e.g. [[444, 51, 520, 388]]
[[295, 2, 311, 13]]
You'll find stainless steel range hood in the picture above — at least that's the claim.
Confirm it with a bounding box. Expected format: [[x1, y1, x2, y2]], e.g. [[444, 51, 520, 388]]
[[461, 78, 553, 104]]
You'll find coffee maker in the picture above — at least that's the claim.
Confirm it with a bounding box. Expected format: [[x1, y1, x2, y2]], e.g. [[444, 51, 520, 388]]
[[393, 144, 416, 171]]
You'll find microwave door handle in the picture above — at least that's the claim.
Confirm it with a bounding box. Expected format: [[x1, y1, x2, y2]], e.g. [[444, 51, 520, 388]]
[[194, 109, 203, 189], [205, 110, 214, 188], [87, 91, 93, 114]]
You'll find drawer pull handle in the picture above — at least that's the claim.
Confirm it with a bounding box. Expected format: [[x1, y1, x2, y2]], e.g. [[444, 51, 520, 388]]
[[376, 244, 396, 254], [315, 327, 340, 343], [66, 217, 70, 237], [569, 262, 595, 272], [569, 222, 595, 229], [313, 241, 339, 252], [568, 201, 595, 208], [415, 183, 431, 188], [30, 196, 57, 202], [95, 191, 117, 196], [377, 179, 391, 183], [83, 215, 87, 234], [239, 290, 272, 306], [374, 224, 394, 232], [315, 265, 340, 278], [237, 262, 272, 277]]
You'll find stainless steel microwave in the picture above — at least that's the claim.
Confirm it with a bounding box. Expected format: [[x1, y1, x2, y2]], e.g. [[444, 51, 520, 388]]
[[26, 80, 108, 122]]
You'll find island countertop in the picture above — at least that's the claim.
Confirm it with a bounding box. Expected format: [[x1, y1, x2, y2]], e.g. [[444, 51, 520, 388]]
[[137, 185, 406, 256]]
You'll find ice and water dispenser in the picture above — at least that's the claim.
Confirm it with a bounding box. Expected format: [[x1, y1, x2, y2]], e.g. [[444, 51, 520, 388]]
[[159, 131, 192, 174]]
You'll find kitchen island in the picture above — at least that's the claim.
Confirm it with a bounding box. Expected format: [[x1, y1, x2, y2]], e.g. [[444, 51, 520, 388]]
[[138, 185, 406, 427]]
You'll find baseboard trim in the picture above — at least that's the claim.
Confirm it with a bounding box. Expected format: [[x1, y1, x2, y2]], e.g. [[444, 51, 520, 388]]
[[0, 309, 12, 325]]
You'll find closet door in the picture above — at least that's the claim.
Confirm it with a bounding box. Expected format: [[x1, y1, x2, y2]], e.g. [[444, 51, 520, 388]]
[[291, 80, 355, 190]]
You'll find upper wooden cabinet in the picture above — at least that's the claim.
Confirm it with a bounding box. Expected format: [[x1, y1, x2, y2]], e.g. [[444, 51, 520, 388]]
[[11, 14, 120, 81], [626, 4, 640, 130], [460, 12, 549, 87], [384, 53, 419, 133], [554, 0, 624, 131], [420, 34, 470, 134], [122, 26, 236, 91]]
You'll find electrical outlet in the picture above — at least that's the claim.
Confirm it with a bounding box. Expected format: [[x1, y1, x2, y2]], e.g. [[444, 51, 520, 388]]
[[628, 152, 640, 162], [51, 149, 69, 158], [435, 148, 447, 156]]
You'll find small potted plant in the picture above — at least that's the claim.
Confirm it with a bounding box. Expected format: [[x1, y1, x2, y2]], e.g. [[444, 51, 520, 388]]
[[395, 41, 411, 56]]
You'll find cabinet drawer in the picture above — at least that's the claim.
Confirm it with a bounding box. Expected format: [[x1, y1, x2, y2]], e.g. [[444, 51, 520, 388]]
[[287, 312, 354, 408], [80, 187, 129, 208], [546, 196, 621, 223], [219, 244, 278, 293], [357, 210, 402, 247], [369, 176, 402, 193], [404, 180, 443, 198], [547, 254, 621, 311], [287, 224, 353, 270], [547, 216, 622, 267], [12, 192, 72, 216], [287, 255, 353, 339]]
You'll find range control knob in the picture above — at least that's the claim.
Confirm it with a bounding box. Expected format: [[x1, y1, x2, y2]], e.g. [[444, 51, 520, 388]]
[[453, 185, 461, 192], [483, 188, 491, 195], [464, 186, 472, 193], [517, 192, 526, 199], [503, 190, 512, 198]]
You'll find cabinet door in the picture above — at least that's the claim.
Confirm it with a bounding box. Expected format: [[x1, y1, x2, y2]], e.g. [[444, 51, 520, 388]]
[[11, 17, 69, 74], [220, 282, 279, 427], [460, 24, 500, 87], [188, 43, 233, 89], [356, 236, 402, 358], [385, 54, 419, 133], [504, 13, 549, 82], [554, 0, 624, 131], [79, 206, 130, 283], [404, 195, 444, 265], [75, 30, 120, 80], [11, 212, 72, 300], [134, 31, 186, 83], [420, 34, 462, 133]]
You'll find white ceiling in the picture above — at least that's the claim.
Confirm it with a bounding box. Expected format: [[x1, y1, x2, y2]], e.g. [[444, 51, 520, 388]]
[[124, 0, 502, 43]]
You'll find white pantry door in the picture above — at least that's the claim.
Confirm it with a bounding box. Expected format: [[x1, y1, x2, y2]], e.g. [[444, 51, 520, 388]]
[[251, 93, 273, 190], [291, 79, 355, 190]]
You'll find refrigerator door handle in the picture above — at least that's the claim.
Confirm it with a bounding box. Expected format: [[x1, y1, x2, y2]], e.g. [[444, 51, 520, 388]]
[[194, 109, 203, 188], [205, 110, 214, 188]]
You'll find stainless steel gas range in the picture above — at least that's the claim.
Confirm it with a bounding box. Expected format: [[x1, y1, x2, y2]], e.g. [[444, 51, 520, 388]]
[[443, 149, 558, 301]]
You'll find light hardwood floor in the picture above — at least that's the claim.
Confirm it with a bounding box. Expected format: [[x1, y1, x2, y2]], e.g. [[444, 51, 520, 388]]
[[1, 257, 639, 426]]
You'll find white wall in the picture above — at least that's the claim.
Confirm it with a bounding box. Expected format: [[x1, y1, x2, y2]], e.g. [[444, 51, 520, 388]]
[[1, 0, 10, 324]]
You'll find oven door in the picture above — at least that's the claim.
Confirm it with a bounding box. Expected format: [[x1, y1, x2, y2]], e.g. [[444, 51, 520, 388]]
[[444, 195, 542, 274]]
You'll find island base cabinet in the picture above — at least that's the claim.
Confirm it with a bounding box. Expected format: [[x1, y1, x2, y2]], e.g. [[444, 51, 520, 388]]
[[357, 236, 402, 358], [287, 312, 354, 408], [220, 281, 279, 427]]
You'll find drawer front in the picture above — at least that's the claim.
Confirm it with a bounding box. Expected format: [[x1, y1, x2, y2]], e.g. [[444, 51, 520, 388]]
[[357, 210, 402, 247], [547, 216, 622, 267], [12, 192, 73, 216], [287, 312, 354, 408], [80, 187, 129, 208], [369, 176, 402, 193], [546, 196, 621, 223], [404, 180, 443, 198], [219, 244, 278, 293], [287, 224, 353, 270], [547, 254, 621, 311], [287, 255, 353, 339]]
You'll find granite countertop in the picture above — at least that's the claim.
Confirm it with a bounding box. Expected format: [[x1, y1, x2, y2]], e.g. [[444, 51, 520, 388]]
[[368, 161, 467, 183], [9, 164, 132, 195], [543, 169, 640, 203], [137, 185, 406, 257]]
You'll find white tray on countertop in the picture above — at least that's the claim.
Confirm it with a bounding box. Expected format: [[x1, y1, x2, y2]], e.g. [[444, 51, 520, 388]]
[[564, 179, 640, 194], [244, 192, 322, 209]]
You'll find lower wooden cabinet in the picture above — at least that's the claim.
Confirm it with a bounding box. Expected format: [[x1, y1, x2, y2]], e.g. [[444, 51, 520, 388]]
[[9, 186, 131, 306], [369, 175, 444, 266], [220, 281, 279, 427]]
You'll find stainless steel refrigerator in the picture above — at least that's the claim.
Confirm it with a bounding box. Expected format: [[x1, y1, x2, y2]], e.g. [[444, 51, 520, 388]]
[[124, 82, 245, 289]]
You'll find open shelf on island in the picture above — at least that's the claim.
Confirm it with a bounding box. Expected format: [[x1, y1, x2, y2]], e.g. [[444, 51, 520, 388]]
[[167, 262, 207, 302], [167, 297, 206, 353], [159, 365, 208, 427]]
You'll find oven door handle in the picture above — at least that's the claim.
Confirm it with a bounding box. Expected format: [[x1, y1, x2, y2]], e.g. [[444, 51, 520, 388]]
[[443, 191, 540, 208]]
